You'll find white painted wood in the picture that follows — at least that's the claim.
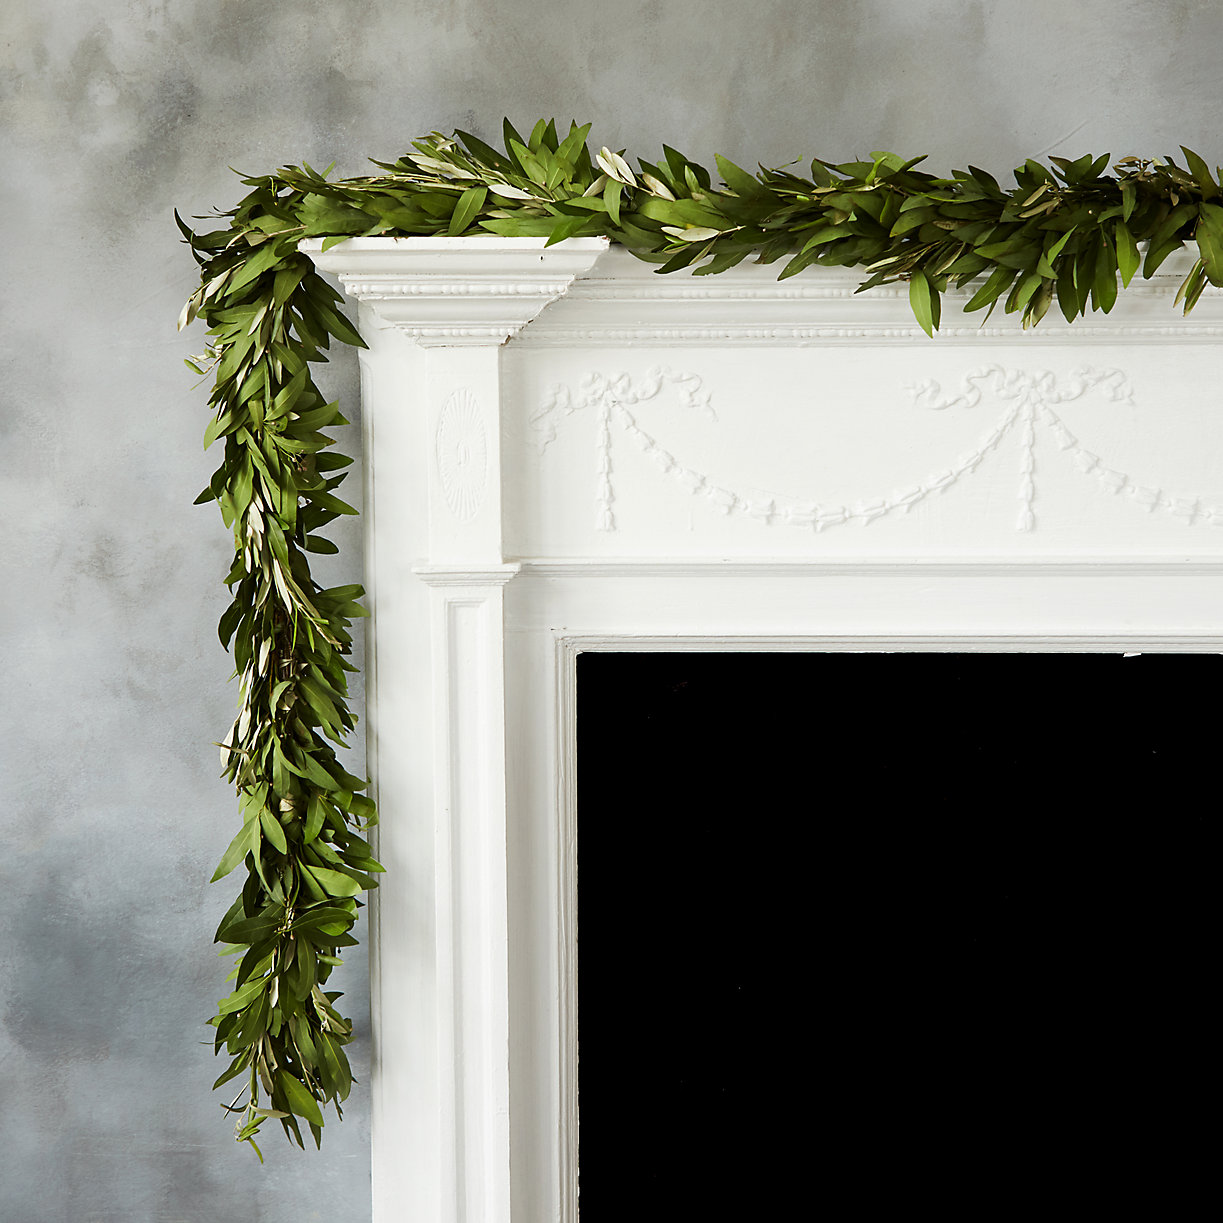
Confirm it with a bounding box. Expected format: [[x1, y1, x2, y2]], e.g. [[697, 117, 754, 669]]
[[305, 238, 1223, 1223], [518, 245, 1223, 345], [304, 237, 608, 345], [416, 567, 518, 1223], [347, 309, 440, 1221], [424, 348, 505, 562]]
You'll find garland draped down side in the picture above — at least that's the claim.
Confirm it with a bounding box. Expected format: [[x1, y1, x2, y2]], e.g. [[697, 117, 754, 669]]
[[180, 119, 1223, 1153]]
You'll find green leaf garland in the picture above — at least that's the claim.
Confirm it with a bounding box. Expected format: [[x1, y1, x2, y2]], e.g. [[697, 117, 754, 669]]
[[180, 121, 1222, 1152]]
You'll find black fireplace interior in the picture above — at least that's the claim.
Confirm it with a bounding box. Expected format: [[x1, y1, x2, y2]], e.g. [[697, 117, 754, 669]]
[[576, 652, 1212, 1217]]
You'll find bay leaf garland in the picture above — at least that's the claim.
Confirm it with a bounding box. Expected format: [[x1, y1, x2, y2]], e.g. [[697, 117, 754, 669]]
[[180, 121, 1222, 1153]]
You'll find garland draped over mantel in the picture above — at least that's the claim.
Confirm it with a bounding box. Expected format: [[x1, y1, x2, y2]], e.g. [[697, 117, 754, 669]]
[[179, 119, 1223, 1153]]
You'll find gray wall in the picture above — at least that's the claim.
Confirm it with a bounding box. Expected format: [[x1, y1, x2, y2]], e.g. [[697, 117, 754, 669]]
[[2, 1, 1219, 1218]]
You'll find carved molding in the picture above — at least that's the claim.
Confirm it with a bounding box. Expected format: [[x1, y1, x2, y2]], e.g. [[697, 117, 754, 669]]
[[305, 239, 1223, 346], [342, 279, 574, 297], [534, 364, 1223, 532], [563, 278, 1220, 301], [412, 564, 521, 587], [303, 236, 610, 345], [519, 323, 1223, 346], [519, 558, 1223, 577], [517, 246, 1223, 346], [435, 389, 489, 522]]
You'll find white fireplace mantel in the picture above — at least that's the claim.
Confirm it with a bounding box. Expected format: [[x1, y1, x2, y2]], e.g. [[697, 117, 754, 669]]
[[302, 236, 1223, 1223]]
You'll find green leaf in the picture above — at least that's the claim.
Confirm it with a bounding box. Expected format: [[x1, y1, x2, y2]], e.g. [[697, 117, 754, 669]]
[[1177, 261, 1209, 314], [293, 751, 340, 792], [963, 264, 1017, 314], [211, 819, 258, 883], [1045, 230, 1075, 264], [1024, 280, 1055, 329], [1181, 147, 1219, 199], [1092, 251, 1118, 313], [799, 225, 853, 253], [448, 185, 487, 236], [212, 1054, 250, 1091], [1195, 203, 1223, 286], [715, 154, 767, 200], [603, 177, 621, 228], [279, 1072, 325, 1128], [777, 247, 821, 280], [297, 194, 374, 237], [203, 410, 235, 451], [225, 243, 284, 294], [1114, 221, 1140, 287], [453, 130, 511, 173], [272, 263, 308, 309], [259, 808, 289, 855], [503, 116, 526, 154], [304, 864, 364, 898], [304, 795, 327, 844], [310, 300, 365, 349], [555, 122, 592, 167], [544, 212, 596, 246], [1007, 270, 1043, 315], [299, 676, 344, 732], [1120, 179, 1137, 222], [217, 976, 265, 1016], [478, 216, 558, 238], [312, 491, 358, 516], [890, 207, 935, 237], [1143, 236, 1184, 278], [1056, 269, 1080, 322], [908, 269, 941, 337]]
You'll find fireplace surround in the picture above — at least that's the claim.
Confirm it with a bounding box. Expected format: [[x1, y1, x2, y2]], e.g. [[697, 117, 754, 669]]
[[303, 235, 1223, 1223]]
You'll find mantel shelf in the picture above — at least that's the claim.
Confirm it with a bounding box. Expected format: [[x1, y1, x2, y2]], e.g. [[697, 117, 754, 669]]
[[304, 236, 1223, 346]]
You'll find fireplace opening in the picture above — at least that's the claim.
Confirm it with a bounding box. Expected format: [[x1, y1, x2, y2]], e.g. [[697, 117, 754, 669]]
[[575, 652, 1212, 1216]]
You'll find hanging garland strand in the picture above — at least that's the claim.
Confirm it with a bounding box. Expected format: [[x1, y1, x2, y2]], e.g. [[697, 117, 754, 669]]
[[180, 120, 1223, 1152], [179, 189, 381, 1158]]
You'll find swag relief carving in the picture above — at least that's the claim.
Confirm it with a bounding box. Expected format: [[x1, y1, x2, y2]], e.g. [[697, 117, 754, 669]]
[[533, 364, 1223, 533]]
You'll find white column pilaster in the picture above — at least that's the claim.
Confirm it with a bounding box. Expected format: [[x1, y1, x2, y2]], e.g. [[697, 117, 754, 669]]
[[305, 238, 608, 1223]]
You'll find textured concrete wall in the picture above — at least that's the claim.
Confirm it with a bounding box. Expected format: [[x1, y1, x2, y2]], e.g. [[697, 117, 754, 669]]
[[2, 1, 1220, 1219]]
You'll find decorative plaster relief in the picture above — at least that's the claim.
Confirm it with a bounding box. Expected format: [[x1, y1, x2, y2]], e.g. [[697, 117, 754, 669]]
[[533, 364, 1223, 532], [435, 388, 488, 522]]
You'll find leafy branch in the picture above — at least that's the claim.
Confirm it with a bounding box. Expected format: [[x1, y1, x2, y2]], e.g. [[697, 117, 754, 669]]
[[180, 121, 1223, 1153], [178, 190, 380, 1157]]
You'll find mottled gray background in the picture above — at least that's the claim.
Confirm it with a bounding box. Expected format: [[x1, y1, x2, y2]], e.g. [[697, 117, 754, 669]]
[[1, 1, 1220, 1219]]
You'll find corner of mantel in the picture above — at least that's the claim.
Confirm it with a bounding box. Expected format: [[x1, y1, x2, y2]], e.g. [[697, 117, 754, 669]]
[[301, 236, 610, 346]]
